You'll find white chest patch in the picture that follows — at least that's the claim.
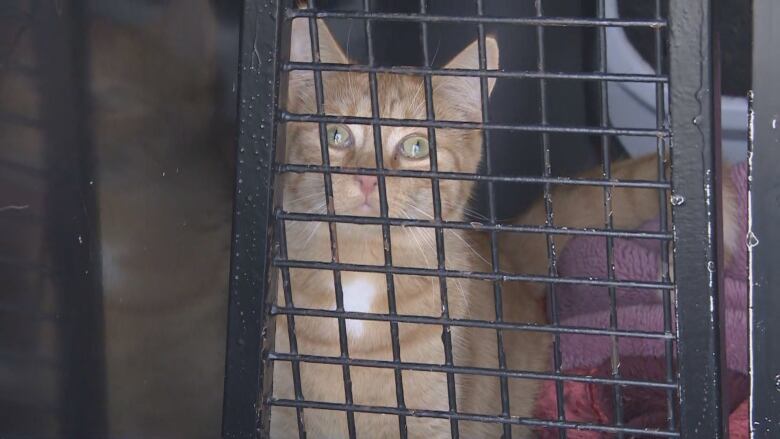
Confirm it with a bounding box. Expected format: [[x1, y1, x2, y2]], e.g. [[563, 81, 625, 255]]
[[340, 277, 377, 338]]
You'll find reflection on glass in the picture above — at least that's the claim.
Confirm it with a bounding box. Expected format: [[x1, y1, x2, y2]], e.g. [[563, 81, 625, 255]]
[[1, 1, 236, 437]]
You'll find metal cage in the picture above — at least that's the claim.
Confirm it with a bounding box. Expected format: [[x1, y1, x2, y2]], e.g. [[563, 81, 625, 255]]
[[221, 0, 753, 438], [2, 0, 777, 438]]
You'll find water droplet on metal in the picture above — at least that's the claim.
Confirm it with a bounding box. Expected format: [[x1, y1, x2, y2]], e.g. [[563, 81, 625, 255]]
[[748, 231, 759, 248], [670, 194, 685, 206]]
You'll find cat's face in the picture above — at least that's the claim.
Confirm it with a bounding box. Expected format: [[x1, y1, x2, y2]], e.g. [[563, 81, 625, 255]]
[[283, 19, 499, 221]]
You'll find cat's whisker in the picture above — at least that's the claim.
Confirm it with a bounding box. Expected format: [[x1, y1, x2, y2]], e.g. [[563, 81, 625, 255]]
[[405, 79, 426, 119], [345, 23, 356, 96], [439, 199, 489, 221], [284, 191, 325, 207], [402, 203, 487, 270], [402, 203, 475, 306], [446, 228, 490, 266], [454, 278, 469, 309], [301, 222, 322, 249], [399, 208, 432, 270], [287, 201, 326, 244], [414, 224, 437, 266], [400, 210, 441, 308], [430, 40, 442, 67], [403, 207, 439, 264], [403, 202, 433, 220], [293, 206, 326, 250], [285, 191, 324, 202]]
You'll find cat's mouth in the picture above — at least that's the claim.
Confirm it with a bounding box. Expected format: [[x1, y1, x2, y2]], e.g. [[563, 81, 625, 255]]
[[344, 196, 380, 216], [356, 200, 377, 215], [336, 194, 381, 216]]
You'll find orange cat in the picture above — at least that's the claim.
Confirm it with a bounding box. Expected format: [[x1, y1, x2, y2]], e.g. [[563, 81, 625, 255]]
[[502, 154, 740, 283], [269, 19, 550, 438]]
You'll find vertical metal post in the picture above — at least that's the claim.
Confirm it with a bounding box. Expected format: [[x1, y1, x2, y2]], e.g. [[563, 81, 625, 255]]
[[222, 0, 288, 437], [749, 1, 780, 437], [416, 2, 459, 438], [668, 0, 728, 437], [35, 1, 107, 437]]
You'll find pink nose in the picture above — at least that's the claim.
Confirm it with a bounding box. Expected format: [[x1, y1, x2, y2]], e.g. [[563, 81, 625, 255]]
[[354, 175, 378, 196]]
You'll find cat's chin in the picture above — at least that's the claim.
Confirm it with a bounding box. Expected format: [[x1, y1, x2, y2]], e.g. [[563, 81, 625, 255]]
[[355, 203, 378, 215]]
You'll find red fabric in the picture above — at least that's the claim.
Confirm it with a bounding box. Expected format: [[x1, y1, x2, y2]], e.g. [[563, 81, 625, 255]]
[[729, 400, 749, 439], [533, 357, 749, 438]]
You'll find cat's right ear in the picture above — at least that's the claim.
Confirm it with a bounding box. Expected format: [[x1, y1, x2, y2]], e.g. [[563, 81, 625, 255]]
[[289, 18, 349, 64]]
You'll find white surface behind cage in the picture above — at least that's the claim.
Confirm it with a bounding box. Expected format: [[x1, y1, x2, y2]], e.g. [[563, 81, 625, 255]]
[[605, 0, 747, 164]]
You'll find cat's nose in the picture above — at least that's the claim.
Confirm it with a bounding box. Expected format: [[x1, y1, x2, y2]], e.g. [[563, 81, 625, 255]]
[[354, 175, 378, 196]]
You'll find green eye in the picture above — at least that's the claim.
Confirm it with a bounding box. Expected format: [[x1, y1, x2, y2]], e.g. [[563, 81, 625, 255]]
[[326, 124, 353, 149], [400, 135, 429, 159]]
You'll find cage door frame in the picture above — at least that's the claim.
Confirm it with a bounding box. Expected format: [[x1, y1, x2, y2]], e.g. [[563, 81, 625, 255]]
[[668, 1, 729, 438], [749, 0, 780, 437]]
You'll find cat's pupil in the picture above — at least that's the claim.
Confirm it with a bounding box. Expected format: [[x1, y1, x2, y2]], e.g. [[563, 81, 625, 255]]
[[333, 129, 342, 143]]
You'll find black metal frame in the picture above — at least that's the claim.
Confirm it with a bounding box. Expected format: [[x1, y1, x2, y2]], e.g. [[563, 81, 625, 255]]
[[222, 1, 728, 438], [222, 0, 288, 436], [749, 0, 780, 437], [668, 1, 728, 438]]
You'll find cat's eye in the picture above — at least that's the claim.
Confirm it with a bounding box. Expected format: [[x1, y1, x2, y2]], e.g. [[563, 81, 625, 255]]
[[399, 135, 429, 160], [326, 124, 353, 149]]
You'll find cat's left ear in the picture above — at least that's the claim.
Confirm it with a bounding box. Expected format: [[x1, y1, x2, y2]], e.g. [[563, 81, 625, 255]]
[[442, 36, 500, 95], [289, 18, 350, 64], [433, 37, 499, 121], [287, 19, 348, 112]]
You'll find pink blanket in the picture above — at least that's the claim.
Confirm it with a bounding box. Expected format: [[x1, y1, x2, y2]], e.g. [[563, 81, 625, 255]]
[[533, 163, 748, 438]]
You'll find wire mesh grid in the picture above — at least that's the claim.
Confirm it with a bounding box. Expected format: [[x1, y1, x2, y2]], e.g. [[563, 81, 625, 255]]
[[222, 0, 726, 438]]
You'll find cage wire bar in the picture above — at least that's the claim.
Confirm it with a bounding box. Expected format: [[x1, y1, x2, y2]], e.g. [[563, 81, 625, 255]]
[[473, 1, 511, 437], [415, 0, 459, 436], [653, 0, 677, 432], [533, 1, 566, 438], [222, 0, 728, 437], [365, 0, 409, 435], [749, 0, 780, 437], [595, 0, 624, 436]]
